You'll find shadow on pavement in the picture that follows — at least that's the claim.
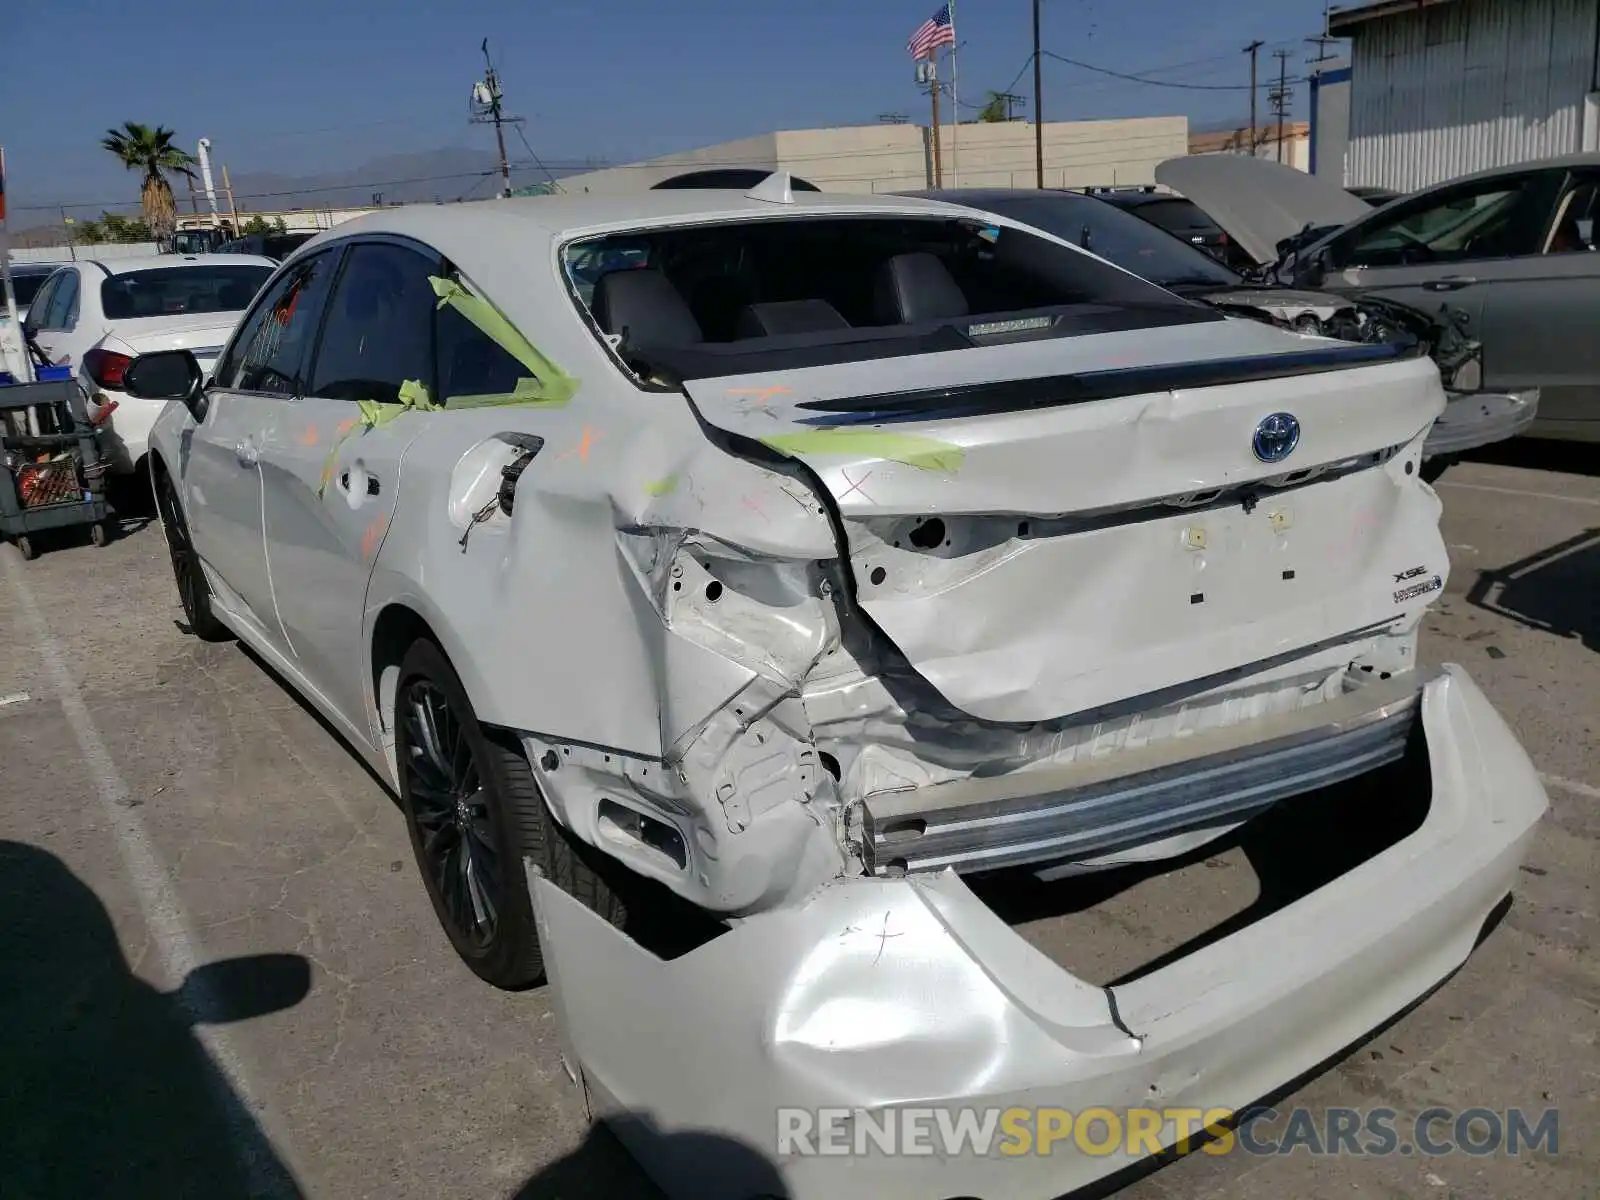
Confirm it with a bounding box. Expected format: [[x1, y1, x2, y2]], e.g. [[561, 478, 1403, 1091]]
[[0, 838, 311, 1198], [1462, 436, 1600, 478], [512, 1114, 785, 1200], [1467, 527, 1600, 652]]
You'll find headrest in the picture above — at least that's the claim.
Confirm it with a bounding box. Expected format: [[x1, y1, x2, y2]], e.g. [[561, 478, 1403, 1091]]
[[591, 269, 702, 347], [872, 252, 969, 324], [735, 299, 849, 338]]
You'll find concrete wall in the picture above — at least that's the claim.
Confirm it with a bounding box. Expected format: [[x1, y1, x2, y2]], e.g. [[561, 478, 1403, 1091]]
[[9, 243, 160, 264], [557, 118, 1188, 196], [1341, 0, 1600, 190], [556, 133, 783, 195]]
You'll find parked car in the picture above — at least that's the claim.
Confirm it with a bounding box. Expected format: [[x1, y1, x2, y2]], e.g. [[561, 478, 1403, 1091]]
[[22, 254, 274, 473], [652, 168, 821, 191], [120, 184, 1545, 1200], [1157, 152, 1600, 443], [216, 230, 319, 262], [902, 187, 1534, 475], [1, 262, 67, 379], [1092, 188, 1257, 272], [1349, 184, 1405, 207]]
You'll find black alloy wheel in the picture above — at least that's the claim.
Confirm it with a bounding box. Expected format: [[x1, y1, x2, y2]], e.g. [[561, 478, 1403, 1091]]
[[155, 470, 231, 641], [394, 638, 625, 990]]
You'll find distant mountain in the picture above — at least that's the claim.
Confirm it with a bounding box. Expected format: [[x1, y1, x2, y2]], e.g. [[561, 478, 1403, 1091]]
[[223, 147, 585, 212]]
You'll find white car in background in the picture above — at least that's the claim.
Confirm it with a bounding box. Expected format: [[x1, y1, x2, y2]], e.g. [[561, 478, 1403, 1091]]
[[120, 183, 1547, 1200], [22, 254, 274, 473]]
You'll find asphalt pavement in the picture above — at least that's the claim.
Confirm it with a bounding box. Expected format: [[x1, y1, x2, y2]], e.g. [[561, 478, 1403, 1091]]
[[0, 440, 1594, 1200]]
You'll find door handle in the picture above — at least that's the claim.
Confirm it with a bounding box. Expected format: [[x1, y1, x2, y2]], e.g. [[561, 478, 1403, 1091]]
[[234, 438, 259, 467], [336, 469, 382, 496], [1423, 276, 1477, 291]]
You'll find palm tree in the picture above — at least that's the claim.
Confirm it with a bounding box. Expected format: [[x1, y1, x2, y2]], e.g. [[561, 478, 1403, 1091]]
[[99, 123, 196, 243]]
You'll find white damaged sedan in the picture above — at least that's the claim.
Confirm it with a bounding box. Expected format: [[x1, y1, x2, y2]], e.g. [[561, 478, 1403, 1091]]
[[124, 178, 1547, 1200]]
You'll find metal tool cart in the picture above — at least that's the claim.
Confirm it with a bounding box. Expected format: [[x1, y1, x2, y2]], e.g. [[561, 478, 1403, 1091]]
[[0, 375, 114, 560]]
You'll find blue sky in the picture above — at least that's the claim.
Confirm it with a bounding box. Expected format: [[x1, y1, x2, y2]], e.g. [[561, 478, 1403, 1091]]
[[1, 0, 1341, 218]]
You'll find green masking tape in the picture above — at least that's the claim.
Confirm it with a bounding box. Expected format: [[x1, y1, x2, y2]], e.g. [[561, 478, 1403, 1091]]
[[757, 428, 965, 473]]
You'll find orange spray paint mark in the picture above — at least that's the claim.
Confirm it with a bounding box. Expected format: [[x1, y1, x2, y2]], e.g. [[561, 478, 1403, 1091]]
[[726, 385, 791, 406], [299, 426, 320, 447], [336, 416, 361, 437], [557, 425, 604, 463], [361, 514, 388, 561]]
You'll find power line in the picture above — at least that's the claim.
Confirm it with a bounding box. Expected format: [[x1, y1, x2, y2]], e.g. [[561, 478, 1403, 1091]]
[[1040, 49, 1299, 90], [512, 124, 563, 191]]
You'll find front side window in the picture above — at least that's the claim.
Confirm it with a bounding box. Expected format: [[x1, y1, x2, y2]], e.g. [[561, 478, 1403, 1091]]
[[1335, 176, 1546, 268], [101, 265, 272, 320], [566, 214, 1216, 383], [53, 271, 80, 328], [215, 250, 341, 395], [308, 243, 438, 405]]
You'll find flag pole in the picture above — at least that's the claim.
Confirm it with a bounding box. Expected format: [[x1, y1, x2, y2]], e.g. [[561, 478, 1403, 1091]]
[[948, 1, 960, 186]]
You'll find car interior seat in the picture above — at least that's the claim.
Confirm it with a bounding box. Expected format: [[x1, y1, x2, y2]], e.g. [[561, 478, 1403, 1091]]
[[591, 269, 703, 348], [872, 252, 969, 324]]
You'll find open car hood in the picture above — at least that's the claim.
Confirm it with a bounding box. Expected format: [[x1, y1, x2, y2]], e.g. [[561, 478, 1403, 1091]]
[[1156, 155, 1373, 266]]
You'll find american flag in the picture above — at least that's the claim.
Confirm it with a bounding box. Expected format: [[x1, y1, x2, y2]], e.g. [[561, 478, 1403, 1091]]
[[907, 4, 955, 60]]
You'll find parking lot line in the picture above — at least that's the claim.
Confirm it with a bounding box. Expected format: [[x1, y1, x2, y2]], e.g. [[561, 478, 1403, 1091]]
[[0, 545, 301, 1199], [1539, 772, 1600, 801], [1436, 480, 1600, 506]]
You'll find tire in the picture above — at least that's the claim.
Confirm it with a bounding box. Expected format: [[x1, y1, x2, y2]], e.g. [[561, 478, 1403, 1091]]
[[394, 637, 625, 989], [90, 522, 110, 548], [1420, 457, 1453, 484], [154, 469, 231, 642], [15, 535, 36, 561]]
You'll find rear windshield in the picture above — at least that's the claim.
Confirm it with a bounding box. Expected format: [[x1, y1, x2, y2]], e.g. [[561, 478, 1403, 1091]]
[[101, 265, 272, 320], [565, 214, 1219, 382]]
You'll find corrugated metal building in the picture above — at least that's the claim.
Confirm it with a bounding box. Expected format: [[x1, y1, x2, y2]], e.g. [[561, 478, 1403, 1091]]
[[1330, 0, 1600, 190]]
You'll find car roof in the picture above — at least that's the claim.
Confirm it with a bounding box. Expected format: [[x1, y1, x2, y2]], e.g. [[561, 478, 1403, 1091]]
[[898, 188, 1099, 207], [11, 261, 67, 275], [90, 253, 277, 274], [298, 188, 963, 253]]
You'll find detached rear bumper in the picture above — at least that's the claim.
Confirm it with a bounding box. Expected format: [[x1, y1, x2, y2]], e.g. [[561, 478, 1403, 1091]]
[[1424, 389, 1540, 459], [530, 665, 1546, 1200]]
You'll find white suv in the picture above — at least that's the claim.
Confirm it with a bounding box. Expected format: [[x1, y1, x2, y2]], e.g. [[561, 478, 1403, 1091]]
[[23, 254, 273, 472]]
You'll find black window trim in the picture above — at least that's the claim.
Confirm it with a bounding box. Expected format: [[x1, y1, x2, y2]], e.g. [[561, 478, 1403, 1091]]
[[300, 233, 446, 407], [208, 245, 350, 399]]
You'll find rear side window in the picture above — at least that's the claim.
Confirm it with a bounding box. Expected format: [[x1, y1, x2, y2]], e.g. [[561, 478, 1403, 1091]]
[[568, 213, 1217, 382], [216, 251, 340, 395], [12, 271, 54, 309], [308, 243, 438, 404], [101, 265, 272, 320]]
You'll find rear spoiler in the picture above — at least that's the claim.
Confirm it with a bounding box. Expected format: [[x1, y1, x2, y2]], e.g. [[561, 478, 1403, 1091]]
[[795, 341, 1415, 426]]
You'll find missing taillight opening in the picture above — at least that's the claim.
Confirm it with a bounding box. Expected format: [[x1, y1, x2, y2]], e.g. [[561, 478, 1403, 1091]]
[[83, 349, 133, 390]]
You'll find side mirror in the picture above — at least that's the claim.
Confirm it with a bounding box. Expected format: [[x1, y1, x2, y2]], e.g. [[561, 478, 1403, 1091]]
[[123, 349, 205, 417]]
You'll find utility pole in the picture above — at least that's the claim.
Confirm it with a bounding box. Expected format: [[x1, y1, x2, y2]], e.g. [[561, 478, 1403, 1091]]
[[1244, 41, 1264, 156], [918, 58, 944, 187], [1271, 49, 1292, 163], [996, 92, 1025, 121], [221, 165, 240, 235], [1032, 0, 1044, 187], [471, 39, 523, 199]]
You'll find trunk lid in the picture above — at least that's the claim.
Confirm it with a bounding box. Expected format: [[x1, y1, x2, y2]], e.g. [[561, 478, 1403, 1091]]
[[684, 320, 1448, 724], [105, 314, 244, 375], [1155, 155, 1372, 266]]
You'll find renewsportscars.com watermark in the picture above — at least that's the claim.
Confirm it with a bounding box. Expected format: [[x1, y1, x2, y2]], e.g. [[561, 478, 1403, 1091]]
[[777, 1105, 1560, 1159]]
